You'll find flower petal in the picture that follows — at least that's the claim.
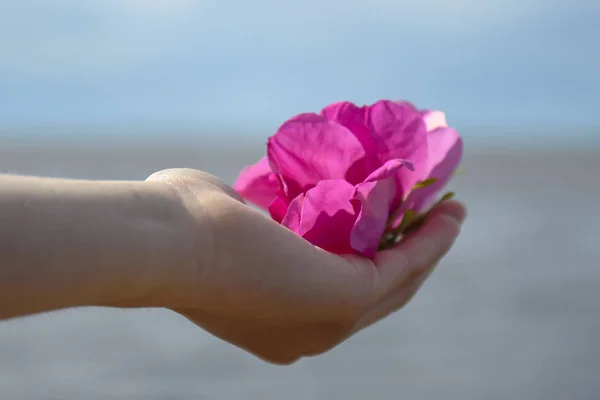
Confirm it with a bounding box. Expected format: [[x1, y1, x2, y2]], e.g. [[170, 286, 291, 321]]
[[233, 156, 280, 210], [422, 110, 448, 131], [360, 158, 416, 216], [281, 180, 358, 255], [321, 101, 375, 154], [321, 101, 365, 127], [268, 196, 289, 223], [406, 127, 463, 212], [351, 176, 397, 258], [363, 158, 414, 183], [267, 113, 367, 199], [280, 194, 303, 232], [365, 100, 430, 196]]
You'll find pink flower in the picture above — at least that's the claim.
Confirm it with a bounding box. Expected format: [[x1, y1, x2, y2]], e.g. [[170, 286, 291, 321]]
[[234, 100, 462, 257]]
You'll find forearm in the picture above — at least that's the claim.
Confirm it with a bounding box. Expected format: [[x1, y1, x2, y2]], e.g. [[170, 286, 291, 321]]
[[0, 174, 184, 320]]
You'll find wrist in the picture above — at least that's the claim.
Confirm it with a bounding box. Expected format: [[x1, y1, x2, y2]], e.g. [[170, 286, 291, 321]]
[[136, 169, 236, 310], [59, 179, 197, 310], [105, 180, 200, 309]]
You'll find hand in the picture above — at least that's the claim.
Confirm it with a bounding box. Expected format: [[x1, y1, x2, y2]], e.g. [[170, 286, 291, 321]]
[[145, 168, 466, 365]]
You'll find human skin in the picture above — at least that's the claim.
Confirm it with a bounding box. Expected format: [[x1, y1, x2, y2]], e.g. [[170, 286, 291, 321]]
[[0, 169, 466, 365]]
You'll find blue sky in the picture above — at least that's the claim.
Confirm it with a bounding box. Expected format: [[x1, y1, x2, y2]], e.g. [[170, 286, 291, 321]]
[[0, 0, 598, 144]]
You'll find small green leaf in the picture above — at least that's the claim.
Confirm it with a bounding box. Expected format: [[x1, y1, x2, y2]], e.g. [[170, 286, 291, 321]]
[[402, 213, 427, 234], [401, 192, 456, 235], [379, 191, 460, 252], [413, 178, 437, 190], [439, 191, 455, 202], [396, 209, 415, 234]]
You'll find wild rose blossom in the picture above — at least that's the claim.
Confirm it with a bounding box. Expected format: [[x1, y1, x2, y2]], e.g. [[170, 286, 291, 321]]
[[234, 100, 462, 258]]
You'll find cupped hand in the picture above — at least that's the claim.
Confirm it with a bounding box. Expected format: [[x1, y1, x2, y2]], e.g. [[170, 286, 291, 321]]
[[145, 168, 466, 365]]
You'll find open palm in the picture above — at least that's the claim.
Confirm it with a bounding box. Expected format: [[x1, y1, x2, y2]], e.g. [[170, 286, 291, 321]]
[[148, 169, 466, 364]]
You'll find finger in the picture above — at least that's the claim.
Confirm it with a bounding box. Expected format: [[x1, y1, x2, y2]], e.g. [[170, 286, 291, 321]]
[[352, 258, 433, 332], [372, 200, 466, 296], [432, 199, 467, 223], [352, 201, 466, 331]]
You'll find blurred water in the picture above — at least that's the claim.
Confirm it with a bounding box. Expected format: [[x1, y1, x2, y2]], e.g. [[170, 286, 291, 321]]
[[0, 142, 599, 399]]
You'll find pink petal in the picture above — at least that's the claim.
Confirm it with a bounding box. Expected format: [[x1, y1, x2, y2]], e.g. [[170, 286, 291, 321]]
[[321, 101, 374, 154], [281, 180, 358, 255], [233, 156, 280, 210], [322, 100, 430, 198], [268, 196, 289, 223], [361, 158, 415, 215], [406, 127, 463, 212], [351, 177, 397, 258], [280, 194, 303, 232], [422, 110, 448, 131], [321, 101, 366, 130], [363, 158, 414, 183], [428, 127, 462, 174], [365, 100, 430, 197], [267, 113, 368, 199]]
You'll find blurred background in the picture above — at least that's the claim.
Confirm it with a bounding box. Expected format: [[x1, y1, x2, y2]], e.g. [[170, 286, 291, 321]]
[[1, 1, 599, 399]]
